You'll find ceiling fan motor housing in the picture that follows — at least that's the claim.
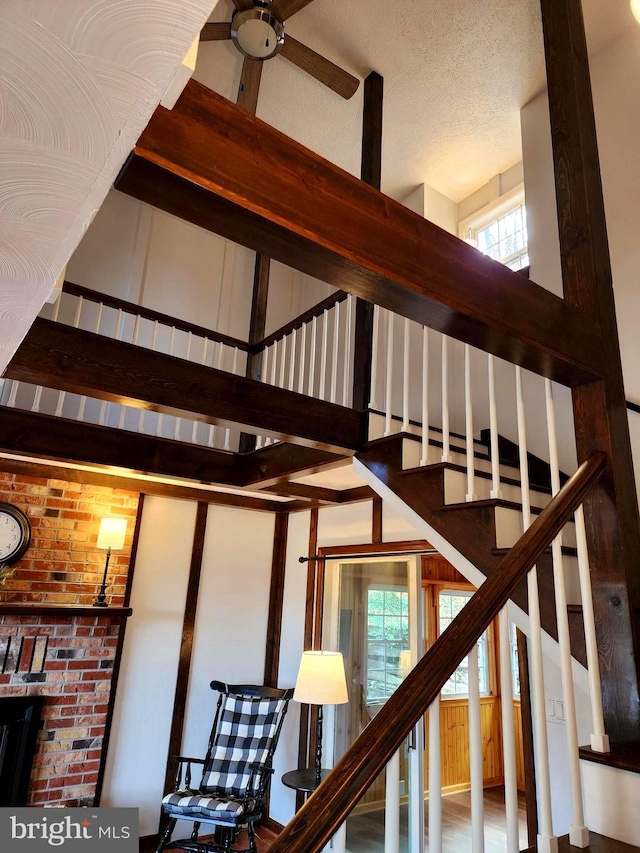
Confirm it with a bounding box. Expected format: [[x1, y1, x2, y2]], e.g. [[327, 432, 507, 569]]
[[231, 5, 285, 61]]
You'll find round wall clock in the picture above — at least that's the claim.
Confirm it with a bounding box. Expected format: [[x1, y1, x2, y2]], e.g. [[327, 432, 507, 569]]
[[0, 502, 31, 566]]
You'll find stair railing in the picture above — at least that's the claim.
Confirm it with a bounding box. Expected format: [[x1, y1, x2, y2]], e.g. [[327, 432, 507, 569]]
[[1, 282, 251, 452], [269, 451, 606, 853]]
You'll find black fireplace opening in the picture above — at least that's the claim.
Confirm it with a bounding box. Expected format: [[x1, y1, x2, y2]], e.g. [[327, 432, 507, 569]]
[[0, 696, 44, 806]]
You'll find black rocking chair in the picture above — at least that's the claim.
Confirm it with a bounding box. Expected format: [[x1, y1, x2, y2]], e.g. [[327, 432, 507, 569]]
[[157, 681, 293, 853]]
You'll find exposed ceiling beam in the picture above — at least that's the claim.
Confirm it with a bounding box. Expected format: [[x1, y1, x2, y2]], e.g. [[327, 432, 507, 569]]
[[116, 79, 603, 388], [0, 456, 283, 513], [6, 319, 364, 454], [261, 482, 344, 504], [241, 442, 346, 486]]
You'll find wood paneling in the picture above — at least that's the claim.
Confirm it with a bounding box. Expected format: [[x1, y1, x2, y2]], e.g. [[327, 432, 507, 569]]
[[116, 80, 603, 387], [7, 319, 364, 453], [424, 698, 503, 794], [540, 0, 640, 739]]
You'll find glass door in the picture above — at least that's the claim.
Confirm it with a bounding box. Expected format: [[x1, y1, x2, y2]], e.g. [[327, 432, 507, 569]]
[[323, 555, 425, 853]]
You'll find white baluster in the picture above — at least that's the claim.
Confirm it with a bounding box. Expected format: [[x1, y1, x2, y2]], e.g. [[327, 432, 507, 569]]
[[384, 311, 394, 437], [330, 302, 340, 404], [191, 338, 210, 444], [256, 434, 263, 450], [289, 328, 297, 391], [207, 342, 224, 447], [487, 355, 502, 498], [574, 504, 609, 752], [308, 316, 318, 397], [441, 336, 452, 462], [261, 344, 270, 384], [156, 325, 176, 437], [420, 326, 430, 466], [31, 385, 43, 413], [516, 366, 557, 853], [468, 644, 484, 853], [7, 379, 19, 408], [385, 750, 401, 853], [78, 303, 103, 422], [299, 323, 307, 395], [51, 293, 62, 323], [403, 317, 410, 432], [370, 305, 380, 410], [499, 609, 520, 853], [223, 347, 237, 451], [465, 345, 478, 500], [428, 696, 442, 853], [545, 379, 589, 847], [342, 295, 353, 407], [279, 336, 287, 388], [52, 292, 79, 415], [99, 309, 121, 427], [320, 312, 329, 400], [270, 340, 278, 387], [186, 331, 193, 362]]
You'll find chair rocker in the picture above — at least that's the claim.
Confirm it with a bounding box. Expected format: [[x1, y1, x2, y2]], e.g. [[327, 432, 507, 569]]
[[157, 681, 293, 853]]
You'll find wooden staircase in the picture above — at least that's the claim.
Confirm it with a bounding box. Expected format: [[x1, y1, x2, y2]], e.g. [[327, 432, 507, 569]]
[[356, 431, 587, 666]]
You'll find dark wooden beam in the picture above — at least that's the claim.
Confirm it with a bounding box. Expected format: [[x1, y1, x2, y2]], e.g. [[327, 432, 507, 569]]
[[297, 508, 319, 811], [116, 80, 603, 387], [7, 319, 364, 454], [240, 253, 271, 453], [162, 502, 208, 815], [516, 628, 538, 848], [264, 512, 289, 687], [372, 496, 382, 543], [541, 0, 640, 738], [242, 443, 347, 486], [353, 71, 384, 411], [261, 482, 344, 504]]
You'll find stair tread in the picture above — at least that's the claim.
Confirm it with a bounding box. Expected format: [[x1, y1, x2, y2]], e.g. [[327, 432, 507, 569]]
[[398, 460, 553, 495], [580, 742, 640, 775], [440, 497, 550, 515], [524, 832, 640, 852]]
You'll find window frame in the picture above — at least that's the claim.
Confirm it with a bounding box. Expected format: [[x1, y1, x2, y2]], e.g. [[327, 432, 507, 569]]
[[365, 582, 410, 706], [458, 184, 528, 271]]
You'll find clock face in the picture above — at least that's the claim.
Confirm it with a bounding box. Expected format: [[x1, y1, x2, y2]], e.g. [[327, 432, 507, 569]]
[[0, 504, 31, 566]]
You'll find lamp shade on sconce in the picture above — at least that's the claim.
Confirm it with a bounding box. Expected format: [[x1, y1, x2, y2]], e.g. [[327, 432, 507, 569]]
[[633, 0, 640, 23], [97, 517, 127, 550], [293, 651, 348, 706]]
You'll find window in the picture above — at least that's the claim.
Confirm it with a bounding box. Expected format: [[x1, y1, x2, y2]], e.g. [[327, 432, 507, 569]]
[[475, 202, 529, 271], [366, 586, 409, 704], [438, 590, 489, 696], [510, 621, 521, 698]]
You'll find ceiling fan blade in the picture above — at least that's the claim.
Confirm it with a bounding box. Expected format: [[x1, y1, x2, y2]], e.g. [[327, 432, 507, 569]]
[[280, 37, 359, 99], [233, 0, 254, 10], [200, 22, 232, 41], [271, 0, 316, 21], [237, 57, 263, 115]]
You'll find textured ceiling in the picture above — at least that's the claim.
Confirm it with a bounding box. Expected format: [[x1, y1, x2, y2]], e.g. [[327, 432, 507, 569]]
[[0, 0, 216, 373], [195, 0, 634, 203]]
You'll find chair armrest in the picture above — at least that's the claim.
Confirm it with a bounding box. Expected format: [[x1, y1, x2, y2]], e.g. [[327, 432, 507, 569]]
[[171, 756, 206, 791], [249, 762, 274, 775], [173, 756, 206, 765]]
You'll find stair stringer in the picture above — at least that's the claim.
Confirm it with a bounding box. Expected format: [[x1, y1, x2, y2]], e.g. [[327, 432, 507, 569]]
[[353, 449, 589, 694]]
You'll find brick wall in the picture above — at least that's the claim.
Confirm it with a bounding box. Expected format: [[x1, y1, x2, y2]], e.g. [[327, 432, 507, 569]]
[[0, 472, 140, 805]]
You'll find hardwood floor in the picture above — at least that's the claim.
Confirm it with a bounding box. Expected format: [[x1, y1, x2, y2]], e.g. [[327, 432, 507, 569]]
[[345, 787, 528, 853], [524, 834, 640, 853]]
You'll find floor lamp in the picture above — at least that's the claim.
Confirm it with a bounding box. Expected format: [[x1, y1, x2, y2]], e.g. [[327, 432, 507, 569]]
[[294, 650, 349, 786]]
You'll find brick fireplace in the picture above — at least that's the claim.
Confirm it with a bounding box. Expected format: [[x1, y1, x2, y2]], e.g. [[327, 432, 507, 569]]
[[0, 471, 139, 806]]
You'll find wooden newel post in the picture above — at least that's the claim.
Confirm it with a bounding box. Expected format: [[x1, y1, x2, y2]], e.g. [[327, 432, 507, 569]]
[[540, 0, 640, 738], [352, 71, 384, 411]]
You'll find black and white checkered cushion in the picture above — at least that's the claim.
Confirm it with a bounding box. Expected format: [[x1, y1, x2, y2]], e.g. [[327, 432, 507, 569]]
[[201, 694, 285, 797], [161, 790, 254, 821]]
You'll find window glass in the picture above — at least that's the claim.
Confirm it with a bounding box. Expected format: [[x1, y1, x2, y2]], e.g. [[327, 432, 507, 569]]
[[475, 203, 529, 271], [366, 586, 409, 703], [438, 589, 489, 696]]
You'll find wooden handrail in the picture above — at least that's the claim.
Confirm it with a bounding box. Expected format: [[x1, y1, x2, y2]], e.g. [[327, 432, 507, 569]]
[[256, 290, 348, 351], [270, 450, 607, 853], [61, 281, 251, 352]]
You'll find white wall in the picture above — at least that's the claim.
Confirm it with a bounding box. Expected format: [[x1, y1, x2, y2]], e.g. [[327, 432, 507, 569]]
[[102, 496, 197, 836]]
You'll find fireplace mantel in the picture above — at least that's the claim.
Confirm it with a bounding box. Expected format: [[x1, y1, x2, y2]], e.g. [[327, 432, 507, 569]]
[[0, 604, 132, 618]]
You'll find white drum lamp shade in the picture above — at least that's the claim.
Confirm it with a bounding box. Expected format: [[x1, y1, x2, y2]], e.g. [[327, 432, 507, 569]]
[[97, 517, 128, 550], [293, 651, 348, 706]]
